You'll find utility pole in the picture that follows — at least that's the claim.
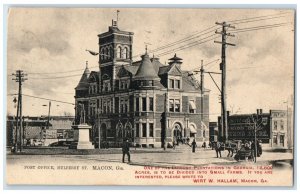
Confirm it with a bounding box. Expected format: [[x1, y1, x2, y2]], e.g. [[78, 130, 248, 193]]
[[12, 70, 27, 152], [47, 101, 51, 129], [14, 96, 20, 152], [215, 22, 235, 142], [200, 60, 204, 122]]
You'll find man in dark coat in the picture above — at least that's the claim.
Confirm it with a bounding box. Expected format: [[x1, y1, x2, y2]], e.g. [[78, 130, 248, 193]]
[[215, 141, 222, 158], [122, 139, 131, 163], [191, 139, 197, 153]]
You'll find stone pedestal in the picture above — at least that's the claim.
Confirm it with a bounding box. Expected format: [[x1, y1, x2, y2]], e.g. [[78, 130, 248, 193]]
[[72, 124, 94, 149]]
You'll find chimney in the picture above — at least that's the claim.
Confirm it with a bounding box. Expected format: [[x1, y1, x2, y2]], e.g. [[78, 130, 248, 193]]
[[112, 19, 117, 27], [150, 55, 159, 63], [260, 109, 263, 114], [227, 111, 230, 117], [257, 109, 260, 115]]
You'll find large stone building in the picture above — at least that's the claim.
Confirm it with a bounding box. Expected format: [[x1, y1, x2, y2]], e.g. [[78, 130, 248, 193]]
[[218, 109, 291, 148], [74, 20, 210, 148]]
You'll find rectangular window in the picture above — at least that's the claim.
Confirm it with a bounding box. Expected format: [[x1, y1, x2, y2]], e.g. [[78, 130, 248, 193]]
[[125, 100, 128, 113], [103, 102, 107, 114], [149, 123, 154, 137], [136, 97, 139, 111], [149, 97, 154, 111], [149, 80, 153, 86], [120, 100, 124, 113], [274, 121, 278, 130], [169, 79, 174, 88], [136, 124, 140, 137], [273, 135, 277, 144], [100, 99, 102, 113], [107, 100, 110, 113], [142, 97, 147, 111], [169, 99, 174, 112], [175, 80, 180, 89], [189, 100, 196, 113], [115, 98, 119, 113], [175, 99, 180, 112], [280, 120, 284, 130], [111, 100, 113, 113], [142, 123, 147, 137]]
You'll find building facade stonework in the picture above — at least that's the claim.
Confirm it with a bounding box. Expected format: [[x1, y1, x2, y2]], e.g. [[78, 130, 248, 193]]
[[75, 21, 210, 148]]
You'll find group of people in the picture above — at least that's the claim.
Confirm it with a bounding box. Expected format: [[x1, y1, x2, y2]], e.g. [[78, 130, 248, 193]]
[[121, 138, 263, 163], [213, 139, 263, 160]]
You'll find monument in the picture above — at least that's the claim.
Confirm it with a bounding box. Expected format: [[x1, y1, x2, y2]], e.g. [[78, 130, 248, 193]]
[[71, 103, 94, 149]]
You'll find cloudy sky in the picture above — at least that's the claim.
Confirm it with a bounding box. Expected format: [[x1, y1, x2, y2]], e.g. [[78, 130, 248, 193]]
[[6, 8, 294, 121]]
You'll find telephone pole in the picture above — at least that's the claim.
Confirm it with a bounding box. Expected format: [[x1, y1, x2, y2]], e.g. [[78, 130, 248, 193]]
[[200, 60, 204, 121], [12, 70, 27, 152], [215, 22, 235, 142], [47, 101, 51, 129]]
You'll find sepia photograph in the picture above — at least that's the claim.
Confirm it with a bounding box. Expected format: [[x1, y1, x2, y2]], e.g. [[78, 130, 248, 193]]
[[5, 7, 295, 186]]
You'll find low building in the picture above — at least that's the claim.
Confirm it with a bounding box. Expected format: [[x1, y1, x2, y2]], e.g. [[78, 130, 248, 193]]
[[218, 109, 291, 148], [6, 116, 75, 146]]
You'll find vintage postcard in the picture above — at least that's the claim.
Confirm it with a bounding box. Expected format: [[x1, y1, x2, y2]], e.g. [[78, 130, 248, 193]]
[[5, 7, 295, 186]]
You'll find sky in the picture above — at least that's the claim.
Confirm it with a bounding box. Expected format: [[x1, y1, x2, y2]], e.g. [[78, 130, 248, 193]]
[[6, 8, 295, 121]]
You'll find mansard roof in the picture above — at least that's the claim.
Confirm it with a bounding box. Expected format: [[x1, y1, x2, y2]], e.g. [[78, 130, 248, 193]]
[[114, 57, 208, 92]]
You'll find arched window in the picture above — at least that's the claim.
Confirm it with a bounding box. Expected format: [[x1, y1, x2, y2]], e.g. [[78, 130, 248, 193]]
[[117, 46, 122, 58], [100, 49, 104, 60], [105, 47, 109, 59], [123, 47, 128, 59], [110, 46, 113, 59]]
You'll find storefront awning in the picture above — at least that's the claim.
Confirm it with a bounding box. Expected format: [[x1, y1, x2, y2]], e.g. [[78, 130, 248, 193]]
[[189, 125, 197, 133]]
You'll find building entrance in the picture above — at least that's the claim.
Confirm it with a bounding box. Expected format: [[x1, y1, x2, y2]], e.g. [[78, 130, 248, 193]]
[[173, 123, 183, 143], [280, 135, 284, 147]]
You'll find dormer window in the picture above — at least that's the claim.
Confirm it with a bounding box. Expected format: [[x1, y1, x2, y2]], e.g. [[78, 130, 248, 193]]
[[169, 79, 174, 88], [175, 80, 180, 89], [103, 81, 111, 92], [169, 79, 180, 89]]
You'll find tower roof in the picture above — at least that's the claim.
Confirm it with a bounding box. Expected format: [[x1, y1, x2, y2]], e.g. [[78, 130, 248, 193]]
[[135, 52, 159, 80], [169, 53, 182, 61], [75, 61, 90, 90], [168, 53, 183, 65]]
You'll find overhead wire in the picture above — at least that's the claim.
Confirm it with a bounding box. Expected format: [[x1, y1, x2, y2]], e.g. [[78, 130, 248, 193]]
[[227, 11, 290, 23], [11, 13, 293, 79], [156, 34, 220, 57], [132, 25, 219, 58], [7, 93, 75, 105]]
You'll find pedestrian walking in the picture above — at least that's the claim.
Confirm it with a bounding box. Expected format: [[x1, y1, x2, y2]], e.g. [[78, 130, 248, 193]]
[[202, 141, 206, 149], [215, 141, 222, 158], [172, 140, 176, 149], [122, 139, 131, 163], [191, 139, 197, 153]]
